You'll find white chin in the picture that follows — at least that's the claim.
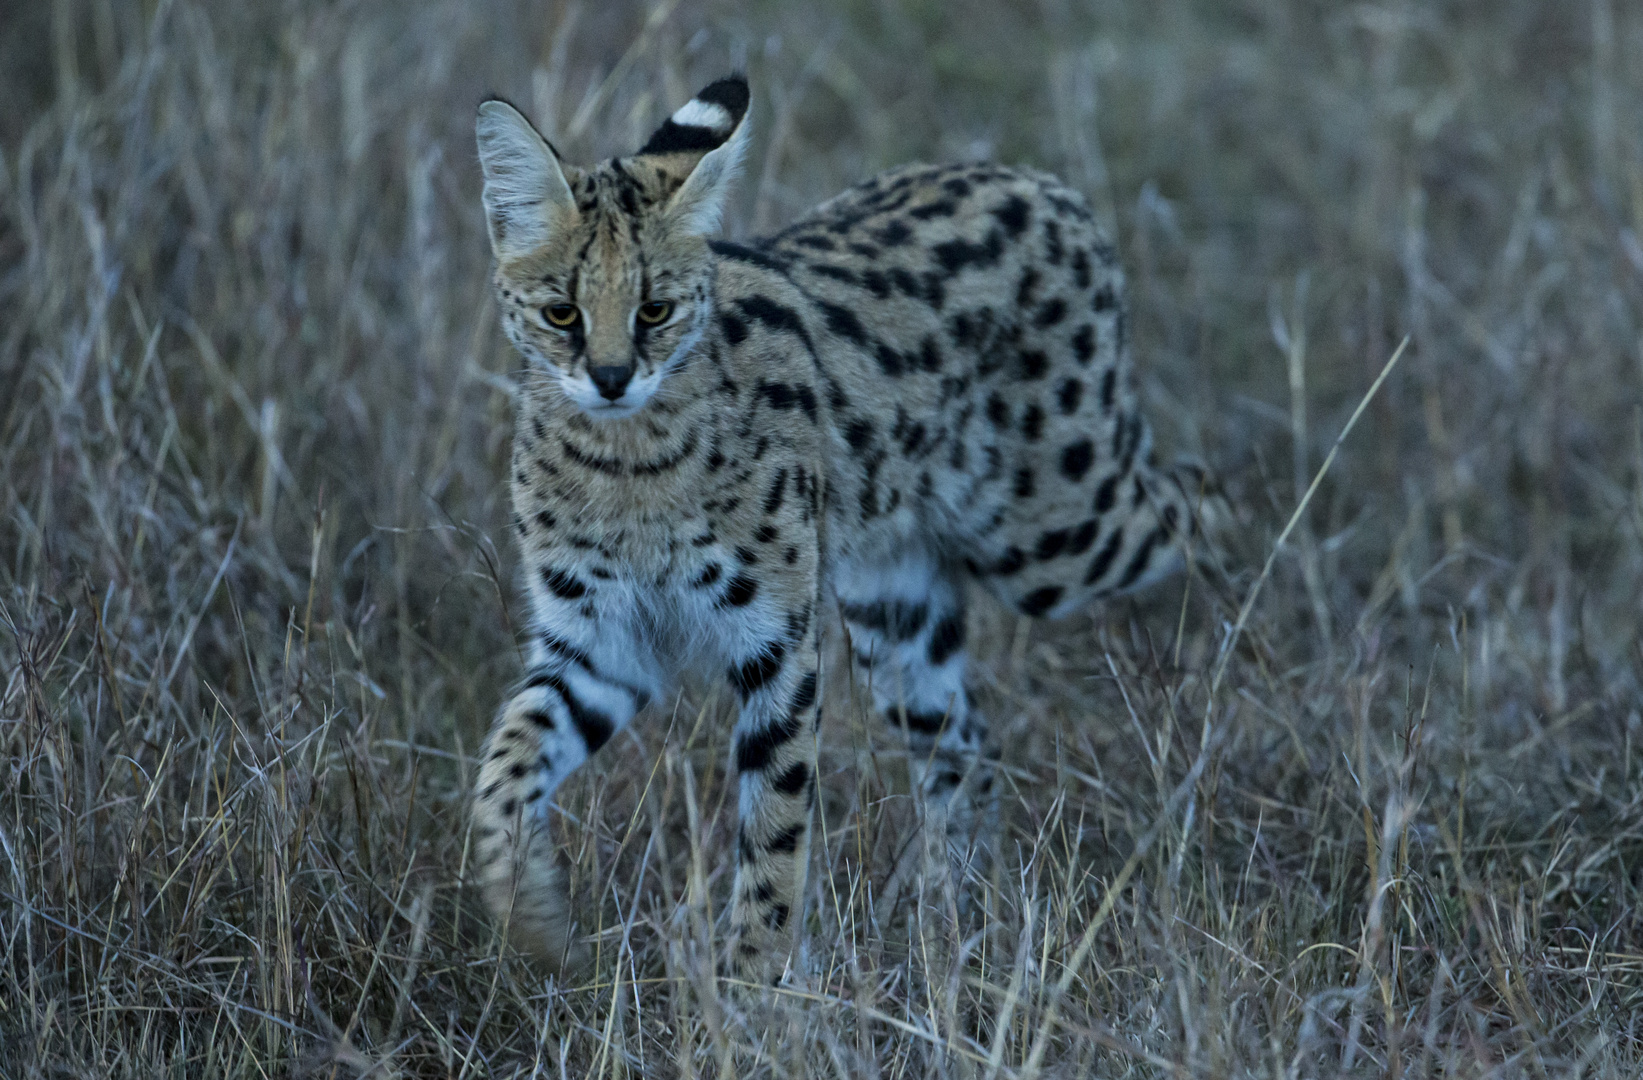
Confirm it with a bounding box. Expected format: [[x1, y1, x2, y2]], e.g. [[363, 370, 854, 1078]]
[[581, 398, 642, 419]]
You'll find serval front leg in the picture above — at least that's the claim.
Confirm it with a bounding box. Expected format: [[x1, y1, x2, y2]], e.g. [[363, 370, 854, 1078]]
[[471, 597, 659, 975], [720, 586, 823, 986]]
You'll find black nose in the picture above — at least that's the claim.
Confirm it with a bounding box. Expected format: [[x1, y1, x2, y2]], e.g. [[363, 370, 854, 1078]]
[[589, 365, 633, 401]]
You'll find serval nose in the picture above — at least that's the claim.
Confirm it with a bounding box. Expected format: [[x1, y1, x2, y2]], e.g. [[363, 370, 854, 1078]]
[[590, 365, 634, 400]]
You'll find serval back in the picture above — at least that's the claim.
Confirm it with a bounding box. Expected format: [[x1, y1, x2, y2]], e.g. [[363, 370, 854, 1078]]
[[470, 75, 1217, 979]]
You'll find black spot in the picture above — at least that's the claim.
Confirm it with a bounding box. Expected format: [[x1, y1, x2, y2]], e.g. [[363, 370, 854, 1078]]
[[710, 239, 790, 276], [763, 467, 788, 514], [986, 393, 1009, 427], [895, 709, 949, 735], [875, 219, 912, 246], [785, 605, 811, 643], [1019, 586, 1064, 617], [992, 546, 1027, 576], [1099, 369, 1117, 411], [1013, 467, 1035, 499], [1035, 528, 1070, 561], [1092, 284, 1117, 312], [794, 234, 836, 251], [845, 418, 874, 454], [773, 761, 811, 796], [848, 243, 879, 259], [818, 300, 870, 344], [991, 195, 1030, 237], [1018, 350, 1049, 380], [508, 762, 527, 779], [535, 671, 614, 753], [1083, 528, 1124, 586], [942, 176, 972, 197], [927, 613, 965, 666], [1020, 404, 1045, 442], [737, 295, 814, 352], [694, 563, 723, 588], [1057, 378, 1084, 415], [840, 600, 929, 642], [766, 903, 791, 930], [917, 337, 943, 371], [720, 573, 759, 607], [1043, 219, 1064, 264], [873, 342, 907, 377], [1068, 519, 1100, 555], [1034, 298, 1067, 328], [755, 524, 779, 544], [1092, 472, 1121, 514], [541, 566, 586, 600], [794, 385, 818, 420], [789, 670, 818, 713], [758, 382, 800, 412], [809, 263, 857, 286], [1072, 248, 1092, 289], [735, 704, 806, 773], [768, 823, 805, 853], [861, 270, 891, 298], [730, 641, 787, 701], [910, 198, 957, 220], [1016, 267, 1041, 307], [1116, 526, 1166, 590], [933, 230, 1005, 276], [1061, 439, 1096, 481], [1070, 325, 1096, 366], [541, 635, 593, 670]]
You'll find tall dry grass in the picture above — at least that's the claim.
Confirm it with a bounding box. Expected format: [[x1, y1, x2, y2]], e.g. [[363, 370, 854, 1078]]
[[3, 1, 1642, 1076]]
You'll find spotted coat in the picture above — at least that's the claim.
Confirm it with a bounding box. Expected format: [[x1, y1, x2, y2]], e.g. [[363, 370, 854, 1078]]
[[469, 76, 1214, 977]]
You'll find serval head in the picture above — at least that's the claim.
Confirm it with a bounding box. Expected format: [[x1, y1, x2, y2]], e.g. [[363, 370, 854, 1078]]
[[476, 77, 749, 418]]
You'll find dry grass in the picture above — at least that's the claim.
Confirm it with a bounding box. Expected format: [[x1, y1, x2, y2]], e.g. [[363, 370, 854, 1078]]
[[4, 1, 1643, 1076]]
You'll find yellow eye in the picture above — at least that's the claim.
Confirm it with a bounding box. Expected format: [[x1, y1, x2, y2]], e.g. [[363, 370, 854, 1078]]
[[637, 301, 672, 326], [544, 304, 579, 328]]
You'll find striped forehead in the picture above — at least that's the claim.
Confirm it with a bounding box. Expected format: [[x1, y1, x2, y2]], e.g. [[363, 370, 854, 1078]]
[[573, 158, 678, 222]]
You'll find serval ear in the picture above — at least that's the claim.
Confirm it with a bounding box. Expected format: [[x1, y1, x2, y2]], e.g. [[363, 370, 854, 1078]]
[[476, 98, 578, 260], [639, 76, 750, 236]]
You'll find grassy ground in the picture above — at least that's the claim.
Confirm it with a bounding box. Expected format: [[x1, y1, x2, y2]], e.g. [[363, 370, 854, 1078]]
[[3, 1, 1642, 1076]]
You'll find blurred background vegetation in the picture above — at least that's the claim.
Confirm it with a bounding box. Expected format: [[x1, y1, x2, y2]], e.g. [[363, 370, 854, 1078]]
[[2, 1, 1641, 1076]]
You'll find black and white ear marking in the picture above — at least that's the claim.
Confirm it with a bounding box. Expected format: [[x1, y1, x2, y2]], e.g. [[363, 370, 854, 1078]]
[[476, 98, 578, 260], [640, 77, 751, 236], [640, 76, 750, 156]]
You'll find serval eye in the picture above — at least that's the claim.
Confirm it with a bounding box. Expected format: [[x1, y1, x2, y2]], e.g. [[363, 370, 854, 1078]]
[[544, 304, 579, 328], [637, 301, 672, 325]]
